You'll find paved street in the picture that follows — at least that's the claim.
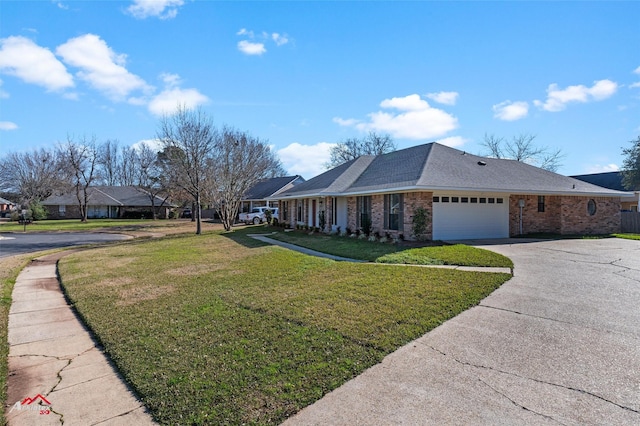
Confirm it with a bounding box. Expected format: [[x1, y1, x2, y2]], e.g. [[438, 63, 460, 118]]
[[0, 232, 130, 258], [285, 238, 640, 425]]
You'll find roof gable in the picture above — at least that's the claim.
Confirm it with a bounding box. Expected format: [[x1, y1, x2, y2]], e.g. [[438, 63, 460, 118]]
[[243, 176, 304, 200], [278, 142, 630, 198]]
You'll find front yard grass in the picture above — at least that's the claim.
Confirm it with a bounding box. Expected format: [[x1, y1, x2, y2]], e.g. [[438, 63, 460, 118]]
[[263, 227, 513, 268], [58, 231, 511, 425]]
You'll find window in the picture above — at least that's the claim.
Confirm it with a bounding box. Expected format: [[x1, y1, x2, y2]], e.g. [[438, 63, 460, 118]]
[[296, 200, 303, 222], [497, 198, 504, 204], [442, 196, 450, 202], [452, 196, 459, 203], [479, 198, 486, 203], [357, 196, 372, 228], [538, 196, 545, 212], [587, 199, 597, 216], [488, 198, 495, 204], [384, 194, 403, 231], [281, 201, 289, 221], [433, 196, 440, 202], [59, 205, 66, 217], [470, 197, 478, 203], [461, 197, 469, 203]]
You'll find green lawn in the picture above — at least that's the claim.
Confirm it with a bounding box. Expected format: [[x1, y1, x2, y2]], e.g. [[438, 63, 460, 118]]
[[613, 233, 640, 240], [58, 230, 511, 425], [263, 227, 513, 268]]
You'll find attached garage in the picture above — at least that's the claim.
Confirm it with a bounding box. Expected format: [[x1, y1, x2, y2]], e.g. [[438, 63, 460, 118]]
[[432, 194, 509, 240]]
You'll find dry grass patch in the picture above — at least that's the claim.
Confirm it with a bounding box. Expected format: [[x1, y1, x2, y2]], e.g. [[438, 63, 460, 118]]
[[118, 285, 175, 306]]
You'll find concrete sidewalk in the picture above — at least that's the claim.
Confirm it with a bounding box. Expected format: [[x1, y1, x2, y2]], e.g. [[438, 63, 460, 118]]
[[6, 252, 155, 425]]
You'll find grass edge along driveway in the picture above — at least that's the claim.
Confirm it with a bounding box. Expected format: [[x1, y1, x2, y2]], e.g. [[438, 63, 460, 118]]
[[57, 230, 511, 425]]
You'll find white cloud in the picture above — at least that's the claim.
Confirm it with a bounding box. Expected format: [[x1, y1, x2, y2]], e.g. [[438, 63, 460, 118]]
[[426, 91, 458, 106], [131, 138, 163, 153], [238, 40, 266, 56], [534, 79, 618, 112], [0, 121, 18, 131], [631, 82, 640, 89], [634, 66, 640, 74], [435, 136, 468, 147], [492, 100, 529, 121], [272, 33, 289, 46], [127, 0, 184, 19], [56, 34, 151, 102], [0, 36, 74, 92], [147, 73, 209, 116], [585, 163, 619, 174], [236, 28, 290, 55], [277, 142, 335, 179], [53, 1, 69, 10], [335, 94, 458, 140]]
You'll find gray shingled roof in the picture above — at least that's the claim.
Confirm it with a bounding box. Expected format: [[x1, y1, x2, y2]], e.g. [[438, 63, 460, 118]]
[[277, 143, 631, 198], [571, 171, 638, 191], [243, 176, 304, 200], [42, 186, 174, 207]]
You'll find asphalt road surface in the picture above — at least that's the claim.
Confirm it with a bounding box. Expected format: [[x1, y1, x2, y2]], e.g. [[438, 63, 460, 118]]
[[0, 232, 131, 258]]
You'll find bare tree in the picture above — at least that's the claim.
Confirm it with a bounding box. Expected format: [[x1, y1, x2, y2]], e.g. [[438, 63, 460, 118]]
[[59, 136, 99, 222], [97, 139, 120, 186], [481, 133, 564, 172], [621, 135, 640, 190], [157, 106, 216, 235], [136, 142, 168, 219], [326, 131, 396, 169], [207, 127, 285, 231], [0, 148, 68, 204], [118, 145, 139, 186]]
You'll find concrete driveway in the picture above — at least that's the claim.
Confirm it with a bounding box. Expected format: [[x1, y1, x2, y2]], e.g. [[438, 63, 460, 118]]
[[285, 238, 640, 425]]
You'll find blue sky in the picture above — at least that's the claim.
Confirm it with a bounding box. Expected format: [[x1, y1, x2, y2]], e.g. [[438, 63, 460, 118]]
[[1, 0, 639, 179]]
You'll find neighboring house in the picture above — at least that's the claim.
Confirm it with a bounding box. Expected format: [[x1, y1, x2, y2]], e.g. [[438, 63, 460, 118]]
[[0, 196, 16, 217], [272, 143, 631, 241], [239, 175, 305, 213], [42, 186, 175, 219], [571, 171, 639, 212]]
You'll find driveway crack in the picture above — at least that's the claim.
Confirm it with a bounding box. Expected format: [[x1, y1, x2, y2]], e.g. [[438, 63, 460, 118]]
[[477, 377, 567, 425], [427, 344, 640, 415]]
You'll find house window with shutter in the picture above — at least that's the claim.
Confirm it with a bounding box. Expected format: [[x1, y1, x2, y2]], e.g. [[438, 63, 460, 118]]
[[384, 193, 403, 231], [356, 196, 371, 229], [296, 200, 303, 222]]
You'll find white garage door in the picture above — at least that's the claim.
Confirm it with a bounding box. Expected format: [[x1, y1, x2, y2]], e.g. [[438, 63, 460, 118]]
[[432, 194, 509, 240]]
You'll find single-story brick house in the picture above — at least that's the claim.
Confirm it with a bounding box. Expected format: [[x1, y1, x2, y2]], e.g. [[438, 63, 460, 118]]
[[0, 196, 16, 217], [42, 186, 175, 219], [571, 171, 639, 212], [271, 143, 632, 241]]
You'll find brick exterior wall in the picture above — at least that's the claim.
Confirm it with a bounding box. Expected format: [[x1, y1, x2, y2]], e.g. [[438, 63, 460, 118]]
[[344, 191, 433, 240], [560, 196, 621, 234], [404, 192, 433, 240], [324, 197, 334, 232], [346, 196, 357, 233], [510, 195, 621, 236]]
